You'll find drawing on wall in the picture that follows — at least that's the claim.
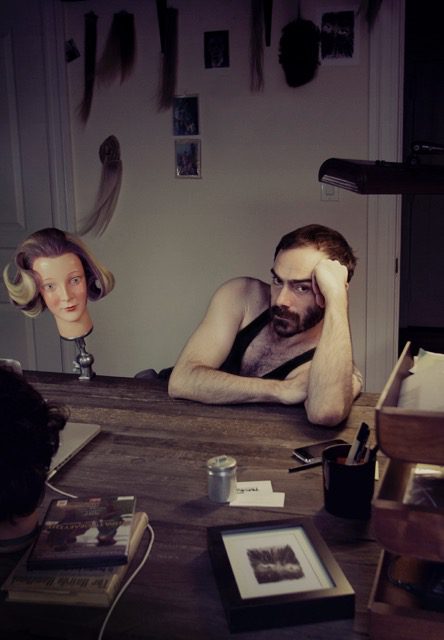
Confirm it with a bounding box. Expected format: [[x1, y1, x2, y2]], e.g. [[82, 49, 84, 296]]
[[175, 140, 201, 178], [319, 9, 358, 65], [204, 30, 229, 68], [173, 96, 199, 135]]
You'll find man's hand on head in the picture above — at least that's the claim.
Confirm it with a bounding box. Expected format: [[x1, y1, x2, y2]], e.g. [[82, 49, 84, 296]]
[[312, 259, 348, 307]]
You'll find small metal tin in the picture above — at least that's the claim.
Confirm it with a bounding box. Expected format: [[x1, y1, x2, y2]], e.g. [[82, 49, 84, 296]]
[[207, 455, 237, 503]]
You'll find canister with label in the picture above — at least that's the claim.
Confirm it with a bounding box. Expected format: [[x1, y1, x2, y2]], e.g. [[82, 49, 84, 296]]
[[207, 455, 237, 503]]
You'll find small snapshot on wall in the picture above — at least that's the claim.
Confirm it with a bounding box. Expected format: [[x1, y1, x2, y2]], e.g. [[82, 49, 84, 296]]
[[315, 2, 359, 65], [204, 30, 229, 68], [175, 140, 201, 178], [173, 95, 199, 136]]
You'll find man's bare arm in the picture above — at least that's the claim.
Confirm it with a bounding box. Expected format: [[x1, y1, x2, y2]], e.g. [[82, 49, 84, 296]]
[[168, 267, 361, 415], [304, 259, 362, 426], [168, 278, 308, 404]]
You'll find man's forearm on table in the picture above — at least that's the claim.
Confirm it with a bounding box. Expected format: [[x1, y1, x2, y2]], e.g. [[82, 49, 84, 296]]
[[168, 365, 305, 405]]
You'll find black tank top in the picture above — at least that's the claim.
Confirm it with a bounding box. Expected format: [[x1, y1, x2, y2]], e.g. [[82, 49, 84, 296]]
[[220, 309, 316, 380]]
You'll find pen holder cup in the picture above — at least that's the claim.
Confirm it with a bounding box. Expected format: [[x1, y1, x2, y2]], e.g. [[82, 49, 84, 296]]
[[322, 444, 376, 520]]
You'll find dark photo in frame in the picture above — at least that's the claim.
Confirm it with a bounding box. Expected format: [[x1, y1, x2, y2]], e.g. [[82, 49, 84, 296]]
[[173, 95, 199, 136], [174, 140, 201, 178], [321, 10, 355, 60], [204, 30, 229, 68], [207, 518, 355, 632]]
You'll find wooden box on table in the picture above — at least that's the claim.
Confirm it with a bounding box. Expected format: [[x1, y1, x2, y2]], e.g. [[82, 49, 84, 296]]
[[369, 342, 444, 638]]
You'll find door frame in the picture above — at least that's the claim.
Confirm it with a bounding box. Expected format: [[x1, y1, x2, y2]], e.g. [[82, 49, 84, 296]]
[[42, 0, 77, 371], [365, 0, 405, 392]]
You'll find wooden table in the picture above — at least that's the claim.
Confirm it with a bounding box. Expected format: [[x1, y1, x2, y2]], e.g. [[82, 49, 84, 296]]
[[0, 372, 382, 640]]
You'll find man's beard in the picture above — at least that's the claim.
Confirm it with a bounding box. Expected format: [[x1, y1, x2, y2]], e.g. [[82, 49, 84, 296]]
[[270, 304, 324, 337]]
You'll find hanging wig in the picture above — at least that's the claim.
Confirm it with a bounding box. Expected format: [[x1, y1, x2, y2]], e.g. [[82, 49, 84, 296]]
[[77, 11, 98, 124], [278, 15, 320, 87], [157, 7, 178, 111], [250, 0, 264, 92], [96, 11, 136, 86], [79, 136, 122, 237]]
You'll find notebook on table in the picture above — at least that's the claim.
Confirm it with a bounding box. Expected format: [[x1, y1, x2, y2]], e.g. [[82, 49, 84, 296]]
[[48, 422, 101, 479]]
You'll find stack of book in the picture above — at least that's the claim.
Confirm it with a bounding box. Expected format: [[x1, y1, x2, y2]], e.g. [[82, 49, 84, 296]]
[[2, 496, 148, 607]]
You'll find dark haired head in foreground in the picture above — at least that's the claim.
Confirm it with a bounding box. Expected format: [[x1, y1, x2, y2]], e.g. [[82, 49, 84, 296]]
[[0, 365, 68, 548]]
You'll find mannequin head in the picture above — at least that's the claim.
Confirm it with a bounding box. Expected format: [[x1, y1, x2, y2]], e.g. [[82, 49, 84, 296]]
[[0, 365, 68, 550], [32, 252, 92, 338], [3, 228, 114, 339]]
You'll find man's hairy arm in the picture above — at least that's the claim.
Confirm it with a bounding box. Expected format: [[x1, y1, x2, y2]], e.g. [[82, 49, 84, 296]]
[[168, 278, 307, 404], [304, 260, 362, 426], [168, 266, 362, 417]]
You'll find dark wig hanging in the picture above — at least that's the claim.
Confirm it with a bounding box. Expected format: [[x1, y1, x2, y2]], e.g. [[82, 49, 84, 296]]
[[77, 11, 98, 124], [157, 6, 178, 111], [250, 0, 264, 92], [97, 10, 137, 85]]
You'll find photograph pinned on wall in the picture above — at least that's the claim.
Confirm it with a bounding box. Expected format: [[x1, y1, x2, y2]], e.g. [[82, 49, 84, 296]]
[[173, 95, 199, 136], [315, 3, 360, 65], [175, 140, 201, 178], [204, 30, 229, 68], [207, 519, 355, 632]]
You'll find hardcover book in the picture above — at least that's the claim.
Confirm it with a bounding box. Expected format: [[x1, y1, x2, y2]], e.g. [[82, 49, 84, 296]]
[[403, 464, 444, 508], [2, 512, 148, 607], [27, 496, 136, 570]]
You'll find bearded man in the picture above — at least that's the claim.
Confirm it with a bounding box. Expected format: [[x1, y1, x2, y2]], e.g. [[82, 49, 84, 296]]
[[168, 224, 362, 426]]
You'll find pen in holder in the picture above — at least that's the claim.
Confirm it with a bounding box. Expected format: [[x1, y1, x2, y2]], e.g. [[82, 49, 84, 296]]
[[322, 444, 376, 519]]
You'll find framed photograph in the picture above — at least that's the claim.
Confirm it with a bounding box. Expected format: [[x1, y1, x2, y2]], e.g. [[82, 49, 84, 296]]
[[207, 518, 354, 632], [174, 140, 201, 178], [173, 95, 199, 136], [315, 3, 360, 66], [204, 30, 229, 68]]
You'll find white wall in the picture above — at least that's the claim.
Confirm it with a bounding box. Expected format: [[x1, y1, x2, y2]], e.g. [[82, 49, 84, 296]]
[[63, 0, 370, 378]]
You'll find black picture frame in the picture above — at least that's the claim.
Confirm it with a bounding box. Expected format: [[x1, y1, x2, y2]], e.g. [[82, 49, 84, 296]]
[[204, 30, 229, 68], [174, 139, 201, 178], [207, 518, 355, 633], [173, 95, 199, 136]]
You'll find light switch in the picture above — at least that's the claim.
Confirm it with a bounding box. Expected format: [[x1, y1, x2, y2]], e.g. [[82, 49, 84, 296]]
[[321, 183, 339, 201]]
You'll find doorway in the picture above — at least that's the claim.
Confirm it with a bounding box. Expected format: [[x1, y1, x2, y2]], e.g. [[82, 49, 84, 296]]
[[399, 0, 444, 355], [0, 0, 75, 371]]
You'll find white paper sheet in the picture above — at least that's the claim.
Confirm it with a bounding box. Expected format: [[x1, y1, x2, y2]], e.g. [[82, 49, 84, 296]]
[[229, 481, 285, 507]]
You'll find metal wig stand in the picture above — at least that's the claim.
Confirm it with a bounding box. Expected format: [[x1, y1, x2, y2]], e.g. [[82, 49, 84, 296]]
[[62, 327, 95, 380]]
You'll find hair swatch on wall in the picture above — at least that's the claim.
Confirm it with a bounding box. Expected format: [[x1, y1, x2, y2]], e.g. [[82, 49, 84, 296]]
[[79, 136, 122, 237], [278, 14, 320, 87], [157, 7, 178, 110], [78, 11, 98, 124], [250, 0, 264, 92], [96, 10, 136, 86]]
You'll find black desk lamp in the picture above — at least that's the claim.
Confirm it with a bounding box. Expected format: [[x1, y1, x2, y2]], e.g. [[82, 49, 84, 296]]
[[318, 141, 444, 194]]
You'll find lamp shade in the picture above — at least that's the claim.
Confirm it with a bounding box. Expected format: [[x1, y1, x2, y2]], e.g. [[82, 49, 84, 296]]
[[318, 158, 444, 194]]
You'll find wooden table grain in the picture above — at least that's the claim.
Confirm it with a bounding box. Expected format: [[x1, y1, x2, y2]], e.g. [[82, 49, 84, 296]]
[[0, 371, 382, 640]]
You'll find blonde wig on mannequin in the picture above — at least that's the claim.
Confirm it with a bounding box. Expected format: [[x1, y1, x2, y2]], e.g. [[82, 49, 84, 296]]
[[3, 228, 114, 318]]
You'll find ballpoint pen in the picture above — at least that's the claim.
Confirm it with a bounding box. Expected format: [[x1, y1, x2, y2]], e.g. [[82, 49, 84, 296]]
[[363, 444, 379, 463], [288, 461, 321, 473], [345, 422, 370, 465]]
